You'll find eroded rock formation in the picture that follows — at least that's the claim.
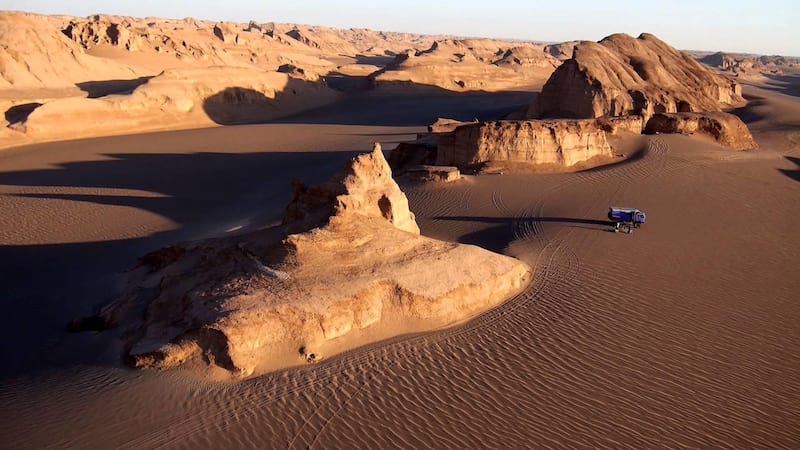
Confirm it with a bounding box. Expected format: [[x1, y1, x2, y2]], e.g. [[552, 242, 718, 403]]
[[644, 112, 758, 150], [16, 67, 339, 138], [529, 33, 746, 121], [370, 39, 557, 92], [80, 144, 530, 377], [436, 120, 614, 170]]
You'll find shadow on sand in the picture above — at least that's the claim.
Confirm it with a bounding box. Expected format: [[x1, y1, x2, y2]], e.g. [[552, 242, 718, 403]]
[[0, 149, 360, 379], [76, 76, 154, 98], [761, 74, 800, 98], [432, 216, 614, 253], [4, 102, 43, 124], [780, 156, 800, 182]]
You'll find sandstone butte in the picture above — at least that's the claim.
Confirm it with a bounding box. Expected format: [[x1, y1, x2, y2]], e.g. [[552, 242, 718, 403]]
[[76, 144, 531, 378], [528, 33, 746, 122], [435, 119, 615, 170], [390, 116, 646, 174]]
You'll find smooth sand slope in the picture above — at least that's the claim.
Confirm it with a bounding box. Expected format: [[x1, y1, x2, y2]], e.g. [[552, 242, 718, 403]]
[[1, 75, 799, 448]]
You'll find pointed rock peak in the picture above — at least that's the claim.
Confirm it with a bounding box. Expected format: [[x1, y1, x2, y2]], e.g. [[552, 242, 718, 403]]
[[284, 143, 420, 234]]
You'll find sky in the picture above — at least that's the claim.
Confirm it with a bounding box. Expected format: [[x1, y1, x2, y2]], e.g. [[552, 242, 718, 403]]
[[3, 0, 799, 56]]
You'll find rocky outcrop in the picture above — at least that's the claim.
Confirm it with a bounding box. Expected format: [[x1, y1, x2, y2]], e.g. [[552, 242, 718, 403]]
[[643, 112, 758, 150], [15, 67, 340, 139], [0, 12, 138, 89], [283, 143, 420, 234], [436, 120, 614, 169], [403, 165, 461, 183], [388, 137, 439, 172], [529, 33, 745, 121], [371, 39, 557, 92], [428, 118, 468, 134], [493, 46, 559, 69], [80, 144, 530, 377], [596, 115, 645, 134], [698, 51, 795, 78]]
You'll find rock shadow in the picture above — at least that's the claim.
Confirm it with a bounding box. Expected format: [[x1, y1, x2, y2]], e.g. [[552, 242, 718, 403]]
[[779, 156, 800, 182], [761, 74, 800, 98], [433, 216, 615, 252], [354, 54, 396, 65], [76, 76, 153, 98], [275, 81, 536, 127], [202, 78, 331, 125], [730, 94, 767, 124], [4, 102, 42, 124]]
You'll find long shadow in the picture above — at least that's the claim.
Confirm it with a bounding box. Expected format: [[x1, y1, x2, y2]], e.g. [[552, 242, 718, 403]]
[[200, 77, 517, 127], [730, 94, 767, 124], [780, 156, 800, 182], [275, 83, 536, 127], [202, 78, 336, 125], [354, 54, 396, 65], [761, 74, 800, 98], [76, 76, 153, 98], [0, 149, 359, 379], [433, 216, 614, 252]]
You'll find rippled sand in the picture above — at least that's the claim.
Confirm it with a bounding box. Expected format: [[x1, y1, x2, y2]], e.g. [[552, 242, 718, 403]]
[[1, 86, 799, 449]]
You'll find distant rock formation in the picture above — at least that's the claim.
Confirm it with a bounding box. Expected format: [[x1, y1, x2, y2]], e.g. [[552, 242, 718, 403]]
[[14, 67, 339, 139], [0, 12, 139, 89], [698, 51, 795, 78], [644, 112, 758, 150], [77, 144, 530, 377], [543, 41, 580, 61], [436, 120, 614, 170], [529, 33, 746, 121], [371, 39, 557, 92]]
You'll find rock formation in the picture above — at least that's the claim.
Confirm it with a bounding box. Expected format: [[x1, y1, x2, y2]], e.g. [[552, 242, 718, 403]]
[[698, 51, 796, 78], [78, 144, 530, 377], [643, 112, 758, 150], [371, 39, 557, 92], [529, 33, 746, 121], [15, 67, 339, 139], [0, 12, 139, 89], [403, 165, 461, 183], [436, 120, 614, 170]]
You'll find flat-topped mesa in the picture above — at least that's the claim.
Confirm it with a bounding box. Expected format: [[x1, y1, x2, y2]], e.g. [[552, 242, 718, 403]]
[[528, 33, 745, 121], [79, 144, 530, 377], [644, 112, 759, 150], [436, 119, 614, 170]]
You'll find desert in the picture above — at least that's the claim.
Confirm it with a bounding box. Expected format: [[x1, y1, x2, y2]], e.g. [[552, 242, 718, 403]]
[[1, 4, 799, 449]]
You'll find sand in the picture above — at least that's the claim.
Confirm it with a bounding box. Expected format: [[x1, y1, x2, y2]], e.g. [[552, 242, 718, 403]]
[[1, 76, 798, 447]]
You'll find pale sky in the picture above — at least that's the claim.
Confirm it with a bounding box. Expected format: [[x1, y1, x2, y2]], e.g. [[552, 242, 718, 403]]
[[3, 0, 798, 56]]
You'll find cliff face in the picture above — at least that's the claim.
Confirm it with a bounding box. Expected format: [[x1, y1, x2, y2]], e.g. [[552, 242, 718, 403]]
[[78, 144, 530, 377], [436, 120, 614, 169], [529, 33, 745, 121], [644, 112, 758, 150]]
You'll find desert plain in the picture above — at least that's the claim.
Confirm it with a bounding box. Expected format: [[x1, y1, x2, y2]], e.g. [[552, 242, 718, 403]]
[[1, 10, 799, 449]]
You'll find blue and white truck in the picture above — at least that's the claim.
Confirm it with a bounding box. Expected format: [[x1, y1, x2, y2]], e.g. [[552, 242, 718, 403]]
[[608, 207, 646, 233]]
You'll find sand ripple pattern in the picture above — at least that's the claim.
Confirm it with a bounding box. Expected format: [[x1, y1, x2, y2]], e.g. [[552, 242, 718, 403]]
[[3, 136, 799, 449]]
